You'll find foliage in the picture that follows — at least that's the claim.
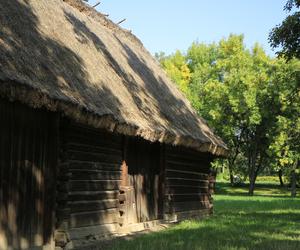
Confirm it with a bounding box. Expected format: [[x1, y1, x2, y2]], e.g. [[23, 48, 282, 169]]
[[268, 59, 300, 187], [155, 51, 191, 97], [256, 175, 284, 184], [187, 35, 281, 194], [269, 0, 300, 59], [157, 34, 300, 195]]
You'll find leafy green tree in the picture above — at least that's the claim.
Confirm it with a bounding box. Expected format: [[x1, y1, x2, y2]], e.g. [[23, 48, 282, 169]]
[[155, 50, 191, 97], [268, 59, 300, 196], [269, 0, 300, 59], [190, 36, 280, 195], [159, 34, 300, 196]]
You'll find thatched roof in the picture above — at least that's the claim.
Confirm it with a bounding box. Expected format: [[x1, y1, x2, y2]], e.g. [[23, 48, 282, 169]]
[[0, 0, 227, 156]]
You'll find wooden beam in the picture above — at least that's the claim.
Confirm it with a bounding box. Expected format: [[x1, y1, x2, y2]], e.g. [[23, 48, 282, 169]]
[[69, 208, 119, 227], [117, 18, 126, 25], [92, 1, 101, 8]]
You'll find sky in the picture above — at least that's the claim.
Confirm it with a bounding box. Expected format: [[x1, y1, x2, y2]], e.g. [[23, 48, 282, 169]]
[[87, 0, 288, 57]]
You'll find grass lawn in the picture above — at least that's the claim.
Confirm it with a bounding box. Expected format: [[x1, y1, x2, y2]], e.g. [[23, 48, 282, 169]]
[[108, 182, 300, 250]]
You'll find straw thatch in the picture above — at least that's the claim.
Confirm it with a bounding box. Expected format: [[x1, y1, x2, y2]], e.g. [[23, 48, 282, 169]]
[[0, 0, 228, 156]]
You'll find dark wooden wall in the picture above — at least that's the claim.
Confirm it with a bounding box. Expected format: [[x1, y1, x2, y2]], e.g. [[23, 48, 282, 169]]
[[0, 101, 215, 248], [0, 99, 58, 249], [164, 145, 213, 220], [56, 120, 123, 241], [56, 121, 165, 245]]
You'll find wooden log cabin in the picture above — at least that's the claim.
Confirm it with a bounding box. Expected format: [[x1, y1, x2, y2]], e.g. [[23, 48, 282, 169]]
[[0, 0, 227, 249]]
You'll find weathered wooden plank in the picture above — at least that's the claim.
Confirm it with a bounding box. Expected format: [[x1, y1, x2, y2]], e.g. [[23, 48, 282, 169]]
[[165, 193, 210, 202], [65, 142, 122, 155], [166, 161, 209, 173], [69, 199, 119, 213], [166, 157, 204, 167], [56, 192, 69, 202], [69, 161, 122, 171], [166, 177, 209, 184], [65, 122, 122, 143], [166, 179, 209, 187], [57, 182, 70, 192], [56, 208, 71, 220], [70, 180, 120, 191], [68, 190, 119, 201], [66, 150, 122, 164], [69, 208, 119, 228], [166, 145, 214, 161], [63, 130, 121, 148], [70, 171, 122, 181], [165, 145, 211, 161], [166, 169, 208, 179], [166, 186, 209, 194], [68, 223, 119, 240]]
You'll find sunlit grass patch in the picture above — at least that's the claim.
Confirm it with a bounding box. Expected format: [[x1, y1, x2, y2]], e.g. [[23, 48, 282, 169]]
[[106, 182, 300, 250]]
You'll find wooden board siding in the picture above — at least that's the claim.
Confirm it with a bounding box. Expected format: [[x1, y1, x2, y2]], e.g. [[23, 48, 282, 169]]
[[165, 145, 213, 216], [57, 120, 123, 234], [0, 99, 58, 249]]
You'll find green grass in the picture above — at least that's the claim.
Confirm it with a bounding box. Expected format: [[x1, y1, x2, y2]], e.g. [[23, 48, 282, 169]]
[[215, 181, 292, 197], [106, 182, 300, 250]]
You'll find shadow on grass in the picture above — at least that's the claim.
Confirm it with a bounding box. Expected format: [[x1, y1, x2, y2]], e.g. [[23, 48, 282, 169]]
[[103, 196, 300, 250], [215, 182, 292, 198]]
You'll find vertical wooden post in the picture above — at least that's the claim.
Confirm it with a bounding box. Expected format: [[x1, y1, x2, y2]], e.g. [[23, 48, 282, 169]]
[[121, 162, 128, 187], [121, 136, 129, 187], [159, 144, 166, 219]]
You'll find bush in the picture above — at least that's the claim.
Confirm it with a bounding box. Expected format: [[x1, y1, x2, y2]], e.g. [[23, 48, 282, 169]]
[[232, 175, 244, 186], [256, 176, 279, 183]]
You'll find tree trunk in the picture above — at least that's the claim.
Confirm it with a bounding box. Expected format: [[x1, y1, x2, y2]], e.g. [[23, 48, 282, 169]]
[[248, 156, 261, 196], [291, 160, 298, 197], [291, 169, 297, 197], [229, 167, 234, 186], [278, 169, 284, 187], [248, 170, 257, 196], [228, 150, 239, 186]]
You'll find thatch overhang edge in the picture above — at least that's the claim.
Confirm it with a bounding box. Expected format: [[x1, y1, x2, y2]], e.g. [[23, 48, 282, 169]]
[[0, 79, 228, 157]]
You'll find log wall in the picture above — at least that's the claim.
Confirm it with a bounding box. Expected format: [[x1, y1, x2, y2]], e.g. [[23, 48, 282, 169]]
[[0, 102, 217, 249], [164, 145, 214, 221], [0, 99, 59, 250], [55, 120, 216, 246], [56, 120, 123, 246]]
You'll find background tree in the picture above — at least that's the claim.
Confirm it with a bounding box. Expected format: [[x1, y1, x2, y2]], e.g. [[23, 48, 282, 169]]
[[158, 34, 300, 196], [269, 0, 300, 196], [268, 59, 300, 196], [269, 0, 300, 59], [155, 51, 191, 97]]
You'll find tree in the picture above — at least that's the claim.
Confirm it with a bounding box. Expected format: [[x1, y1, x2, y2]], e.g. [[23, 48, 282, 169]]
[[269, 0, 300, 196], [155, 50, 191, 97], [186, 35, 280, 195], [158, 34, 300, 196], [268, 59, 300, 196], [269, 0, 300, 59]]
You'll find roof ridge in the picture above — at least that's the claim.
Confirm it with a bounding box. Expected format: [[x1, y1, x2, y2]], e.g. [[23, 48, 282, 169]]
[[63, 0, 144, 47]]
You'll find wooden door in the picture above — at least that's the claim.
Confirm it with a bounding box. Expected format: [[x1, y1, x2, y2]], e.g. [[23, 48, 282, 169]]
[[125, 137, 162, 222], [0, 100, 58, 249]]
